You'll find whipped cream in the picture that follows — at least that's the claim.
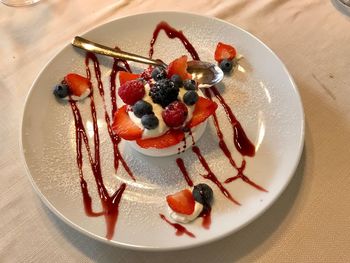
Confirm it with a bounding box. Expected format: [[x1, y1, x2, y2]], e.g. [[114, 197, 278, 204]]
[[168, 201, 203, 224]]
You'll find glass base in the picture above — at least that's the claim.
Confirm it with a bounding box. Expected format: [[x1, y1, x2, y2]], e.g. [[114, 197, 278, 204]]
[[1, 0, 40, 7]]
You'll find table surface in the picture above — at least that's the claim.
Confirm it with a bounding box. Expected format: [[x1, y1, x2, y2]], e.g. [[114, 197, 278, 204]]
[[1, 0, 350, 262]]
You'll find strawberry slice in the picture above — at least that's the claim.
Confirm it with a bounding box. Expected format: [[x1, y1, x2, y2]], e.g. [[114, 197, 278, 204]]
[[136, 129, 185, 149], [112, 105, 143, 140], [119, 71, 140, 86], [214, 42, 237, 63], [167, 55, 192, 80], [166, 189, 195, 215], [188, 97, 218, 128], [64, 73, 90, 96]]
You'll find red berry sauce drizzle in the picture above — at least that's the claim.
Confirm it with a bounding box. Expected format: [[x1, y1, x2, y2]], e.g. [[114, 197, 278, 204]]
[[159, 214, 195, 238], [69, 53, 136, 239], [151, 21, 268, 230]]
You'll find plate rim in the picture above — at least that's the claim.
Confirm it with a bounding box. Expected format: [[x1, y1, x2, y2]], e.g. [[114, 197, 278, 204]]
[[20, 11, 305, 251]]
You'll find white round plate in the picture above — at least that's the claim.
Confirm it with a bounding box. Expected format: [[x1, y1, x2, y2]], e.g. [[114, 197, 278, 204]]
[[21, 12, 304, 251]]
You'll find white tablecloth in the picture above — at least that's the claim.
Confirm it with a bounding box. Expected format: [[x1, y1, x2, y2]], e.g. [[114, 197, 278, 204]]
[[1, 0, 350, 262]]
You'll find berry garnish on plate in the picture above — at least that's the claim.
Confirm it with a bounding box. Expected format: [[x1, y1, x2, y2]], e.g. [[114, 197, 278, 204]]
[[53, 83, 70, 99], [167, 55, 192, 80], [188, 97, 218, 128], [118, 79, 145, 105], [149, 79, 179, 108], [136, 129, 185, 149], [183, 90, 199, 106], [162, 101, 188, 128], [64, 73, 91, 96], [214, 42, 237, 63], [192, 183, 213, 207], [112, 105, 143, 140], [119, 71, 140, 86], [141, 114, 159, 130], [166, 189, 195, 215], [219, 59, 235, 73], [132, 100, 153, 118]]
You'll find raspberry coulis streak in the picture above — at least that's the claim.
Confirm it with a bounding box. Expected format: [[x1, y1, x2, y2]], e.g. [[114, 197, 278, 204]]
[[68, 53, 138, 239], [159, 214, 195, 238], [69, 97, 126, 240], [176, 158, 194, 187], [85, 52, 135, 181]]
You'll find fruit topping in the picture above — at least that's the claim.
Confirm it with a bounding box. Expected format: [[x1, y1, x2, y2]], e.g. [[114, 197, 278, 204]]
[[166, 189, 195, 215], [53, 83, 69, 99], [151, 67, 167, 81], [136, 129, 185, 149], [188, 97, 218, 128], [64, 73, 90, 96], [192, 183, 213, 207], [132, 100, 153, 118], [214, 42, 237, 63], [183, 79, 196, 90], [149, 79, 179, 108], [183, 90, 199, 106], [170, 74, 183, 88], [141, 114, 159, 130], [118, 79, 145, 105], [140, 66, 154, 81], [112, 105, 143, 140], [119, 71, 140, 86], [162, 101, 188, 128], [219, 59, 235, 73], [167, 55, 192, 80]]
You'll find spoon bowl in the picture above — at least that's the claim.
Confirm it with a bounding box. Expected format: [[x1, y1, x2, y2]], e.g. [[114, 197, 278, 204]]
[[72, 36, 223, 87]]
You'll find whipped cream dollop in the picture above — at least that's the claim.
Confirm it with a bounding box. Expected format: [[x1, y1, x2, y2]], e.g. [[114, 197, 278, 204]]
[[168, 201, 203, 224]]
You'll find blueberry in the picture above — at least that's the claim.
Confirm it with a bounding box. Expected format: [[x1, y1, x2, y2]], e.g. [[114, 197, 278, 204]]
[[151, 67, 167, 81], [53, 83, 69, 98], [183, 91, 199, 106], [192, 183, 213, 206], [219, 59, 234, 73], [183, 79, 196, 90], [132, 100, 153, 118], [171, 74, 183, 88], [141, 114, 159, 129]]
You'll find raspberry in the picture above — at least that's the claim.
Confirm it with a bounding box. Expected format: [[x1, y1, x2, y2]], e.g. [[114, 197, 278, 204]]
[[149, 79, 179, 108], [162, 101, 188, 127], [118, 80, 145, 105]]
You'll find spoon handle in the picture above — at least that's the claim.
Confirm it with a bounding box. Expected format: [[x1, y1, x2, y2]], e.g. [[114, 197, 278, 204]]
[[72, 36, 166, 68]]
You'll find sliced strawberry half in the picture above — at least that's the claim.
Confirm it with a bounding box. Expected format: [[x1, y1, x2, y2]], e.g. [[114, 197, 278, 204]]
[[64, 73, 90, 96], [166, 189, 195, 215], [136, 129, 185, 149], [167, 55, 192, 80], [214, 42, 237, 63], [112, 105, 143, 140], [119, 71, 140, 86], [188, 97, 218, 128]]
